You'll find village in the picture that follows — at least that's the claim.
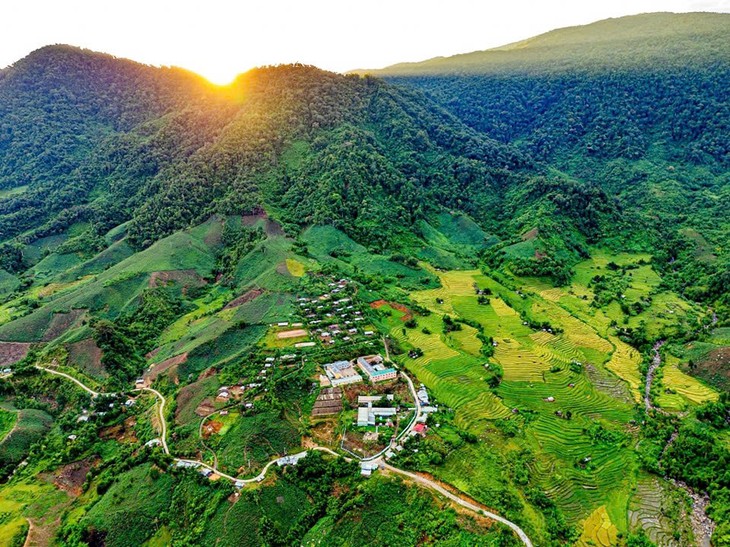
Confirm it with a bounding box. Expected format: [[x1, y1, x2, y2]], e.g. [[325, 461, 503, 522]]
[[84, 274, 442, 484]]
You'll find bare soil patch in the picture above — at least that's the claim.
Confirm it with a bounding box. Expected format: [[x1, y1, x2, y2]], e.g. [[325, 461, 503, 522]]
[[692, 346, 730, 390], [341, 378, 406, 407], [42, 309, 85, 342], [242, 211, 285, 236], [224, 287, 264, 310], [66, 338, 105, 378], [277, 329, 308, 339], [370, 300, 413, 321], [202, 419, 223, 439], [52, 458, 97, 497], [144, 352, 187, 386], [100, 417, 138, 444], [0, 342, 31, 366], [306, 420, 338, 446], [521, 227, 539, 241], [195, 398, 216, 417], [149, 269, 206, 290]]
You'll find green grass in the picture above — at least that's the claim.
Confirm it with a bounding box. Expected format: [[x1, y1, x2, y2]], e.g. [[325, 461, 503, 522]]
[[212, 412, 300, 476], [55, 239, 135, 282], [82, 464, 174, 547], [0, 408, 17, 442], [0, 409, 53, 464], [22, 233, 68, 264], [202, 479, 313, 546], [174, 375, 221, 426], [502, 240, 538, 260], [0, 270, 19, 297], [301, 225, 366, 259], [180, 324, 266, 376], [0, 219, 221, 342], [0, 480, 68, 546], [202, 492, 262, 546], [231, 292, 295, 325], [0, 185, 28, 199], [302, 474, 506, 546]]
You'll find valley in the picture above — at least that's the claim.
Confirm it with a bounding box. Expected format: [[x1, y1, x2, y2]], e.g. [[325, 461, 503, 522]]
[[0, 10, 728, 547]]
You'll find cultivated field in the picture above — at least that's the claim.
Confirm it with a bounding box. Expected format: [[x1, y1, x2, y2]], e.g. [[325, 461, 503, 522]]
[[386, 255, 716, 538]]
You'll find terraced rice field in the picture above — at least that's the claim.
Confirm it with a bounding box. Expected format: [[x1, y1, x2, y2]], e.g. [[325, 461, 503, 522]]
[[391, 259, 719, 538], [578, 505, 618, 547], [392, 267, 654, 530], [494, 340, 549, 382], [657, 354, 718, 410], [628, 475, 687, 546], [448, 324, 482, 356], [605, 337, 643, 402]]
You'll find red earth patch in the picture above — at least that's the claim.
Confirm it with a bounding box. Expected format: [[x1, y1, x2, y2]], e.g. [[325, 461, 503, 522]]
[[370, 300, 413, 321]]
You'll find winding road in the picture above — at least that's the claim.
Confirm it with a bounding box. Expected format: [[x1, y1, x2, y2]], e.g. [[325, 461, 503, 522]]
[[35, 363, 533, 546]]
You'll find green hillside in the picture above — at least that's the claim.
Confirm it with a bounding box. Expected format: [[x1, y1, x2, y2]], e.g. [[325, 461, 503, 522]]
[[363, 12, 730, 319], [365, 12, 730, 75]]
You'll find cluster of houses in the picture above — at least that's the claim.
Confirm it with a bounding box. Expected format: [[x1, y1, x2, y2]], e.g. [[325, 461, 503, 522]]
[[320, 354, 397, 387], [297, 279, 374, 347]]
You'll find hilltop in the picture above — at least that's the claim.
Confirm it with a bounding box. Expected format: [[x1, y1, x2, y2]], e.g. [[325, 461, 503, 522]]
[[362, 12, 730, 75]]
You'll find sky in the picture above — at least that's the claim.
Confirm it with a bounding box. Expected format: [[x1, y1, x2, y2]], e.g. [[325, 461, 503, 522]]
[[3, 0, 730, 84]]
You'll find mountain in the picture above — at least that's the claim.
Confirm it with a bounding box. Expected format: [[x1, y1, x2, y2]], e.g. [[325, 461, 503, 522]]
[[2, 45, 624, 282], [363, 12, 730, 75], [361, 12, 730, 316], [0, 16, 728, 547]]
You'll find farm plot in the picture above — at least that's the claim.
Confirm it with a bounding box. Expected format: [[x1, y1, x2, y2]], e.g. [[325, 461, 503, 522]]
[[628, 475, 692, 546], [605, 337, 642, 402], [0, 408, 16, 441], [527, 415, 634, 524], [0, 409, 54, 465], [213, 411, 300, 477], [656, 354, 717, 410], [0, 342, 31, 366], [0, 481, 68, 546], [578, 505, 618, 547], [81, 463, 174, 547]]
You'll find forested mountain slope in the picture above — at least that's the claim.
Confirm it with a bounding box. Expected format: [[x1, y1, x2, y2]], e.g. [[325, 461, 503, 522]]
[[1, 45, 627, 285], [363, 12, 730, 317]]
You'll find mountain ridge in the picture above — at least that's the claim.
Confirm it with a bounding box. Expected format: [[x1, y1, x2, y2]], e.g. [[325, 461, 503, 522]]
[[358, 12, 730, 75]]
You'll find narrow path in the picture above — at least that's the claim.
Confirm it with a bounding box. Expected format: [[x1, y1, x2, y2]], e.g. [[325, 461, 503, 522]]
[[199, 410, 223, 469], [135, 387, 169, 455], [35, 362, 532, 546], [382, 335, 391, 361]]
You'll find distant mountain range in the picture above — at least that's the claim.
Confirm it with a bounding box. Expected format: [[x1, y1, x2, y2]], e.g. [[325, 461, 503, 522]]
[[359, 12, 730, 75]]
